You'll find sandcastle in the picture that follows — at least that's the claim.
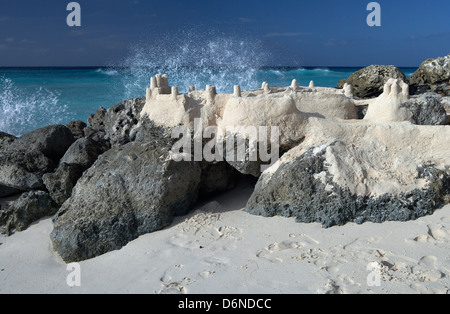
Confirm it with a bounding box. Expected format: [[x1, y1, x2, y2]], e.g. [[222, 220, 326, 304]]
[[141, 74, 364, 149]]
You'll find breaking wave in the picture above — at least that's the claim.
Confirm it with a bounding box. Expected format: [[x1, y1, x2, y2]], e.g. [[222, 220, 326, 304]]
[[95, 69, 120, 76], [0, 77, 71, 136]]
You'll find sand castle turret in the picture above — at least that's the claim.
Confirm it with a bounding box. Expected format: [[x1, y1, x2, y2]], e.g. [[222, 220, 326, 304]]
[[291, 79, 299, 90], [171, 86, 179, 100], [147, 74, 172, 101], [233, 85, 241, 97], [262, 82, 271, 94], [309, 81, 315, 88]]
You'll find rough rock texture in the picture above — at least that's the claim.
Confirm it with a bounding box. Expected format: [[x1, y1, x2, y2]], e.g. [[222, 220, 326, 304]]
[[401, 93, 448, 125], [60, 137, 110, 168], [43, 137, 111, 205], [247, 142, 449, 228], [8, 125, 75, 163], [410, 54, 450, 86], [87, 107, 107, 132], [0, 125, 75, 197], [246, 119, 450, 228], [104, 97, 146, 146], [42, 163, 86, 206], [0, 150, 54, 197], [337, 65, 407, 99], [409, 55, 450, 96], [66, 121, 87, 140], [0, 191, 57, 235], [51, 131, 202, 262], [0, 132, 16, 150]]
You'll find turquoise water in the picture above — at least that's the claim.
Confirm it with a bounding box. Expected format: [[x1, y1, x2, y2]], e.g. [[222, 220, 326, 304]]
[[0, 66, 417, 136]]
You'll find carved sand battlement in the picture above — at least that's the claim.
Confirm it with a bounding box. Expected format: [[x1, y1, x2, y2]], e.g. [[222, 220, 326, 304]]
[[141, 74, 360, 131]]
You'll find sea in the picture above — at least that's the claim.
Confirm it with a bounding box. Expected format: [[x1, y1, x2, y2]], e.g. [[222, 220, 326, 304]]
[[0, 66, 418, 136]]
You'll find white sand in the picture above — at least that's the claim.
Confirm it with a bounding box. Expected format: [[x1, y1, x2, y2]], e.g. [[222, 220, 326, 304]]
[[0, 180, 449, 294]]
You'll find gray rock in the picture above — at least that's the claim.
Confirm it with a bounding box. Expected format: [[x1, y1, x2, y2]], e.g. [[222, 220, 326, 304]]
[[8, 125, 75, 163], [50, 137, 201, 262], [0, 150, 54, 197], [66, 121, 87, 140], [0, 132, 16, 150], [43, 137, 111, 205], [104, 97, 146, 146], [401, 93, 448, 125], [0, 191, 57, 235], [87, 107, 107, 132], [337, 65, 407, 99], [246, 142, 449, 228], [60, 137, 110, 169], [410, 54, 450, 86], [0, 125, 76, 197], [42, 163, 86, 206]]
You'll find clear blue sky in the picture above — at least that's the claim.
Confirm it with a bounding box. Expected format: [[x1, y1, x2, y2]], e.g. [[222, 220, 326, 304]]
[[0, 0, 449, 67]]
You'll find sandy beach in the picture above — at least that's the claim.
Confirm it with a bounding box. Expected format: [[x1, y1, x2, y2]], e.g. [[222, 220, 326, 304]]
[[1, 178, 448, 294]]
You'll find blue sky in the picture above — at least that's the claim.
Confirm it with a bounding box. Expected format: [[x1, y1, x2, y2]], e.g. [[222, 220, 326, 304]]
[[0, 0, 449, 67]]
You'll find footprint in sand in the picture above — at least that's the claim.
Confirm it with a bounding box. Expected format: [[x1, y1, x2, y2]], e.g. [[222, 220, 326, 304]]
[[427, 224, 448, 240], [256, 241, 304, 264], [199, 270, 215, 279], [158, 265, 190, 294]]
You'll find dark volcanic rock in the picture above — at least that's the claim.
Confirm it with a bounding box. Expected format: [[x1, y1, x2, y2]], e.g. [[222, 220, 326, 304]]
[[409, 55, 450, 96], [66, 121, 87, 140], [60, 137, 110, 168], [246, 142, 449, 228], [337, 65, 407, 99], [0, 125, 76, 197], [8, 125, 75, 163], [42, 163, 86, 206], [0, 132, 16, 150], [50, 132, 201, 262], [43, 137, 111, 205], [0, 150, 54, 197], [0, 191, 57, 235], [410, 54, 450, 86], [401, 93, 448, 125], [104, 97, 146, 146], [87, 107, 107, 132]]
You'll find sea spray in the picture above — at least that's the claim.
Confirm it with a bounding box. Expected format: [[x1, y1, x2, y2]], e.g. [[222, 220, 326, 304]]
[[116, 30, 271, 98], [0, 77, 71, 136]]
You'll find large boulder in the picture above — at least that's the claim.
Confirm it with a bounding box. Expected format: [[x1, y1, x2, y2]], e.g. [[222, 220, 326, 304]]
[[410, 54, 450, 96], [0, 125, 75, 197], [246, 119, 450, 227], [42, 163, 86, 206], [337, 65, 407, 99], [0, 150, 54, 197], [410, 54, 450, 86], [60, 137, 110, 168], [8, 125, 75, 163], [0, 191, 57, 235], [50, 129, 202, 262], [43, 137, 111, 205]]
